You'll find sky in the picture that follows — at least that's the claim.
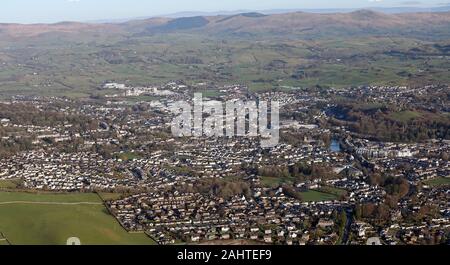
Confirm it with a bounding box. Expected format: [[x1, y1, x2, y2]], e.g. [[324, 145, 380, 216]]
[[0, 0, 448, 24]]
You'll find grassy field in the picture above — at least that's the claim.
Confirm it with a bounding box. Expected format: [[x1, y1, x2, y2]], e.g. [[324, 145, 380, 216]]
[[260, 176, 295, 188], [1, 32, 449, 99], [97, 192, 127, 201], [423, 177, 450, 187], [0, 191, 155, 245], [300, 190, 339, 202], [389, 111, 423, 122], [0, 191, 101, 203], [0, 179, 22, 190], [195, 90, 223, 98], [260, 176, 343, 202], [318, 186, 348, 197]]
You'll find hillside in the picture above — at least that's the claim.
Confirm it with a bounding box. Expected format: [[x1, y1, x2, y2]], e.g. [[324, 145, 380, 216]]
[[0, 10, 449, 98], [0, 10, 449, 40], [137, 10, 450, 39], [0, 22, 122, 39]]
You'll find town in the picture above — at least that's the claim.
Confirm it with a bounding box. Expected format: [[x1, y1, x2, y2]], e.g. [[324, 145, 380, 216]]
[[0, 81, 449, 245]]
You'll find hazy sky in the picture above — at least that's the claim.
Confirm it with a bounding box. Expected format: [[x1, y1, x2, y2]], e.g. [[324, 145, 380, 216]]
[[0, 0, 447, 23]]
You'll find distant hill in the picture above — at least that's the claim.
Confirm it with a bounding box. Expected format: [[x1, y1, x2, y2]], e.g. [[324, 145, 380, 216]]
[[0, 9, 449, 97], [1, 10, 449, 41], [0, 22, 121, 39], [154, 16, 210, 31], [87, 5, 450, 22], [136, 10, 450, 40]]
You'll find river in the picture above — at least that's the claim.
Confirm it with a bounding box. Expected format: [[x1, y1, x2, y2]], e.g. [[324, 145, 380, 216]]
[[330, 139, 342, 153]]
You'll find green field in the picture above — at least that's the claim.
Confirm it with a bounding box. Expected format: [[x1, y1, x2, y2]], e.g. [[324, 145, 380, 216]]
[[98, 192, 127, 201], [423, 177, 450, 187], [300, 190, 339, 202], [389, 111, 423, 122], [0, 179, 21, 190], [196, 90, 223, 98], [260, 176, 343, 202], [260, 176, 295, 188], [318, 186, 348, 197], [1, 30, 449, 99], [0, 192, 155, 245]]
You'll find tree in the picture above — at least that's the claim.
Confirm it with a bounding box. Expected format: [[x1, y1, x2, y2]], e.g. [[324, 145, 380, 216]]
[[369, 173, 383, 186]]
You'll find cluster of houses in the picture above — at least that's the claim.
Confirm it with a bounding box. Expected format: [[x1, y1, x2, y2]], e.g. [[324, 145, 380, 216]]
[[0, 151, 123, 190], [1, 84, 448, 245], [0, 150, 199, 191], [325, 85, 448, 111], [340, 138, 449, 182], [108, 190, 349, 245], [343, 138, 418, 159], [326, 178, 385, 203], [103, 82, 177, 98]]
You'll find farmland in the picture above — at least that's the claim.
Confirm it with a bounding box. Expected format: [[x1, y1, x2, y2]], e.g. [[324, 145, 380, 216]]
[[0, 11, 449, 99], [0, 192, 155, 245]]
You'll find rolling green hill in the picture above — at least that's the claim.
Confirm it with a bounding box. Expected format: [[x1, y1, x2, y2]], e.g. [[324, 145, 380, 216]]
[[0, 10, 449, 98], [0, 192, 155, 245]]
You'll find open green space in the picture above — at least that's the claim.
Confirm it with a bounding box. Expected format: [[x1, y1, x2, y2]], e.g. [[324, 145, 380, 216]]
[[0, 191, 101, 203], [423, 177, 450, 187], [97, 192, 126, 201], [1, 30, 449, 99], [0, 179, 22, 190], [389, 111, 423, 122], [318, 186, 348, 197], [196, 90, 223, 98], [260, 176, 295, 188], [0, 191, 155, 245], [299, 190, 339, 202], [260, 176, 342, 202]]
